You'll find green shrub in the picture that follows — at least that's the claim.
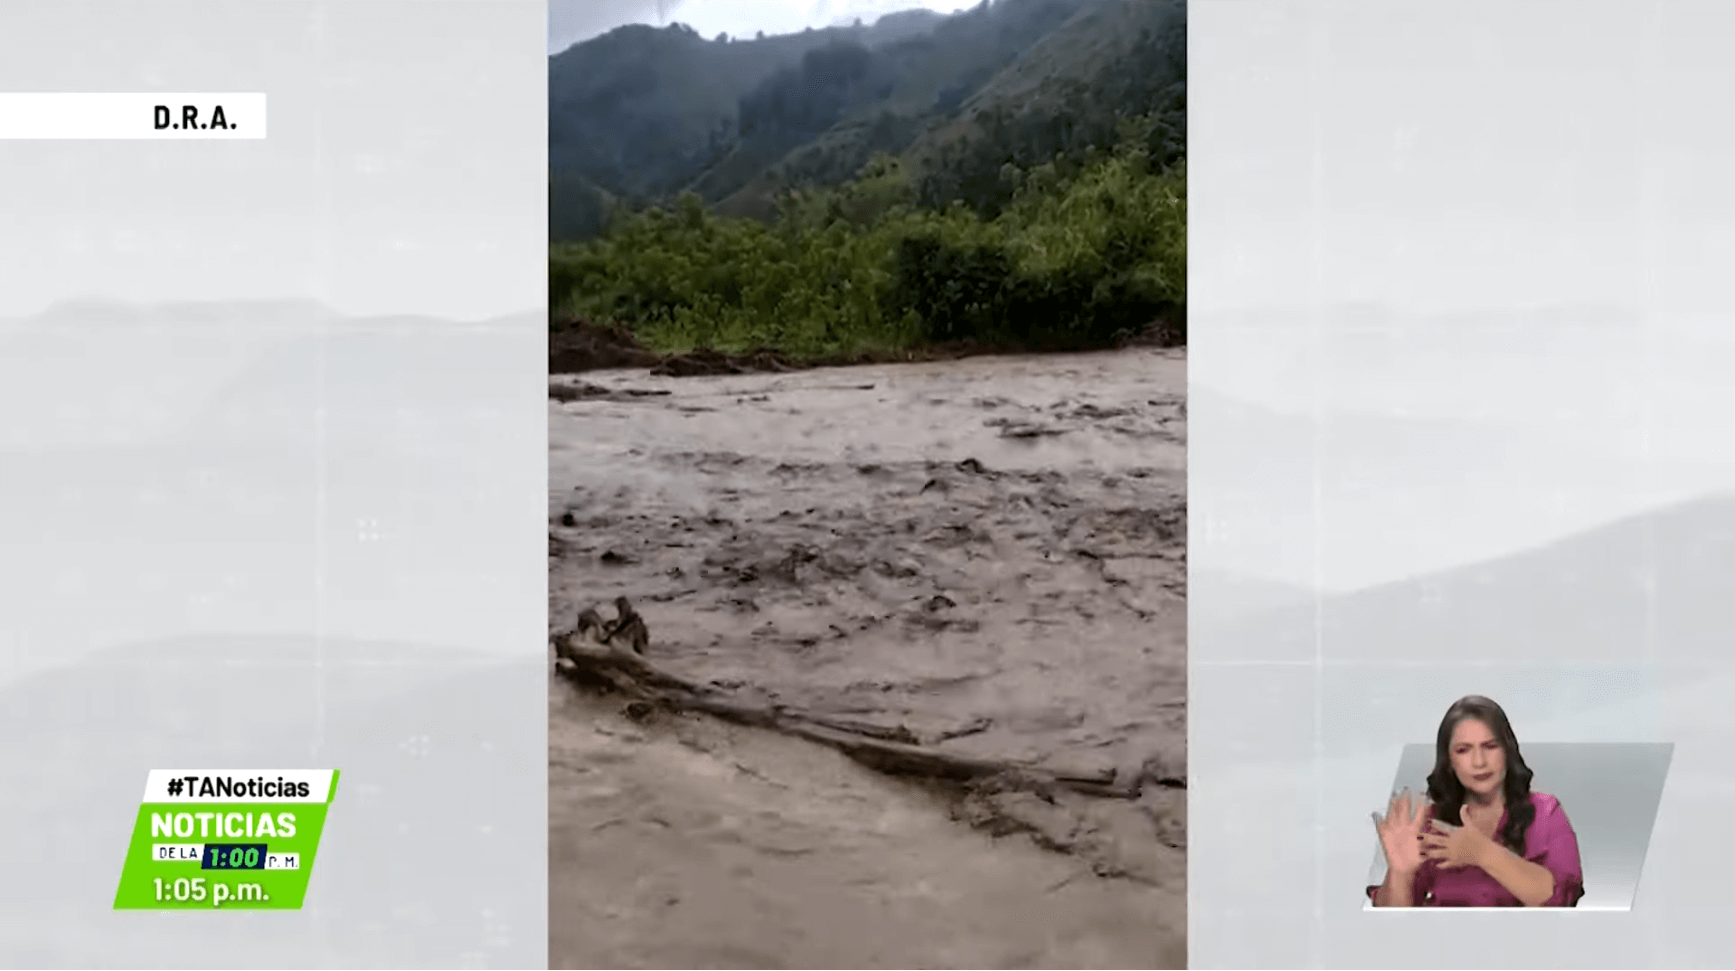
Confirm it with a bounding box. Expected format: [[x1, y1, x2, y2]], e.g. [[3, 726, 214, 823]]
[[550, 114, 1184, 358]]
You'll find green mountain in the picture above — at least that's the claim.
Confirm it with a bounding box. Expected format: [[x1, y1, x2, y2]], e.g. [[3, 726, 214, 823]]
[[549, 0, 1186, 240]]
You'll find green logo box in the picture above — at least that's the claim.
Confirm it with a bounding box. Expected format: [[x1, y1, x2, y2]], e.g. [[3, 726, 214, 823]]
[[113, 769, 339, 910]]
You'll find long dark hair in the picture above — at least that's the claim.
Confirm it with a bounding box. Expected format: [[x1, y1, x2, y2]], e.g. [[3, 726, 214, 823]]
[[1425, 695, 1536, 855]]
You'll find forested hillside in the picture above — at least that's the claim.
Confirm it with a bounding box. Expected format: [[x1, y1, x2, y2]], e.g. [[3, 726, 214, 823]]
[[551, 0, 1184, 236], [549, 0, 1187, 359]]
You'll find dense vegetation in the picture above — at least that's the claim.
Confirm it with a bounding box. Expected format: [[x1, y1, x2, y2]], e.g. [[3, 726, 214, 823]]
[[552, 114, 1184, 356], [551, 0, 1184, 235], [549, 0, 1186, 358], [548, 7, 963, 237]]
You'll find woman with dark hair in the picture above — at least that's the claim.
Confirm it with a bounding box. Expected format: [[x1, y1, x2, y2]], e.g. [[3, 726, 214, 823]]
[[1368, 695, 1585, 907]]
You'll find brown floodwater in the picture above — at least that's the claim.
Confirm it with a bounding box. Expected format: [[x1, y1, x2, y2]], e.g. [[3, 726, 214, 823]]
[[549, 347, 1186, 969]]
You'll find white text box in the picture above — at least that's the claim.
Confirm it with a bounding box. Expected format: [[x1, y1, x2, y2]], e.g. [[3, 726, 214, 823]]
[[0, 93, 266, 139]]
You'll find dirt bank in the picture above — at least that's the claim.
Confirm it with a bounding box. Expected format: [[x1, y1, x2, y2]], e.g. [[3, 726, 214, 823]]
[[548, 313, 1185, 378]]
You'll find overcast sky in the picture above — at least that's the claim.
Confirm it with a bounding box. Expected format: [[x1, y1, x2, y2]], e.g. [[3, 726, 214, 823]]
[[549, 0, 973, 54]]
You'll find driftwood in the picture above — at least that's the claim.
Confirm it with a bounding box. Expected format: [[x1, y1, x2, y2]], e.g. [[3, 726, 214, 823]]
[[551, 600, 1184, 800]]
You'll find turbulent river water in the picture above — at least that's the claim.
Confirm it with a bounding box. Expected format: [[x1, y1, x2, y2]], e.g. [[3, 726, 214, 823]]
[[548, 347, 1187, 969]]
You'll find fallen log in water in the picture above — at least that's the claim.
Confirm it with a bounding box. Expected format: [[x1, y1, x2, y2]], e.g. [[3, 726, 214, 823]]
[[550, 624, 1183, 800]]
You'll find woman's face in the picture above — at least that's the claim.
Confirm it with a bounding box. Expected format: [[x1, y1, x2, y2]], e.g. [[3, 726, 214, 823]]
[[1449, 717, 1506, 798]]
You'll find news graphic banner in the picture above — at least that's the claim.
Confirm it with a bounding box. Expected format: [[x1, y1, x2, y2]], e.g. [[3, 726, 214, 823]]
[[0, 93, 266, 139], [113, 770, 338, 910]]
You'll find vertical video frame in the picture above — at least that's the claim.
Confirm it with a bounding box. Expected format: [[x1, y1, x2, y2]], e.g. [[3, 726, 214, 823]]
[[545, 1, 1188, 967]]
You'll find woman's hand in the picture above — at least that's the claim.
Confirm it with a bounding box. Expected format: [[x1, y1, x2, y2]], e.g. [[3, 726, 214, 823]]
[[1421, 818, 1493, 870], [1372, 788, 1428, 875]]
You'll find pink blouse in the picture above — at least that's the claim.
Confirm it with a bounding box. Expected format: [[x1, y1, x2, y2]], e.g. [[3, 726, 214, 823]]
[[1368, 792, 1584, 907]]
